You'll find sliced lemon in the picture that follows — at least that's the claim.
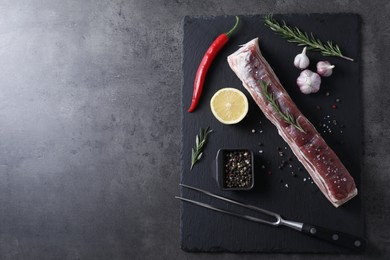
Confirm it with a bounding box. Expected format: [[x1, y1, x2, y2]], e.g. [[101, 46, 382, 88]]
[[210, 88, 249, 124]]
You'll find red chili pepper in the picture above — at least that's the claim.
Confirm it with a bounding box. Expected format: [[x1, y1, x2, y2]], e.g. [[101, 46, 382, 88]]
[[188, 16, 240, 113]]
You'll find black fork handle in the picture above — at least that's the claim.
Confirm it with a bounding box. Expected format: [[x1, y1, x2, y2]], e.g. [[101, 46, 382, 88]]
[[302, 223, 367, 252]]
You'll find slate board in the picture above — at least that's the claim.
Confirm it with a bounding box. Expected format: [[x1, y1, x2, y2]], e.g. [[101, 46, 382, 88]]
[[180, 14, 363, 253]]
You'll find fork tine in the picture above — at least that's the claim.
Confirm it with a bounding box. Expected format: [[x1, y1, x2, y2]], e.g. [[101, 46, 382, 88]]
[[179, 184, 280, 225], [175, 196, 276, 226]]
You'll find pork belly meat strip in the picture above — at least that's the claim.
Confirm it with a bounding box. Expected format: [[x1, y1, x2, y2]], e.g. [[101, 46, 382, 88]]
[[227, 38, 357, 207]]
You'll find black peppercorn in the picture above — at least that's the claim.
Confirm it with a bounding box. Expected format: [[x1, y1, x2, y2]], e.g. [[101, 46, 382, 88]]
[[224, 150, 252, 188]]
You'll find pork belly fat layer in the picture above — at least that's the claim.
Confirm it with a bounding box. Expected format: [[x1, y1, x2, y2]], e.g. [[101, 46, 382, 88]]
[[227, 38, 357, 207]]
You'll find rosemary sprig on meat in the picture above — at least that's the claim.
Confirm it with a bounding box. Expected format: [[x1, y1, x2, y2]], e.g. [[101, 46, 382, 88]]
[[191, 127, 213, 170], [260, 80, 306, 133], [264, 14, 354, 61]]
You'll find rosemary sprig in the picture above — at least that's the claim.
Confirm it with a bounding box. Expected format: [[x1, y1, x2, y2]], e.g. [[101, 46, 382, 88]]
[[260, 80, 306, 133], [264, 14, 354, 61], [191, 127, 213, 170]]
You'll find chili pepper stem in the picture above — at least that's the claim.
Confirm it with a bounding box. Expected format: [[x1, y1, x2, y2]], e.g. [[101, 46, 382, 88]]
[[225, 16, 240, 38]]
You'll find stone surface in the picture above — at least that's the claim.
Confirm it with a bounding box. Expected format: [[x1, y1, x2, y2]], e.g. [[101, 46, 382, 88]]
[[181, 14, 363, 253], [0, 0, 388, 259]]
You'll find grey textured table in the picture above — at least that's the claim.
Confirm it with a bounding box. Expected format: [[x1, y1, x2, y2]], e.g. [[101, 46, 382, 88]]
[[0, 1, 388, 259]]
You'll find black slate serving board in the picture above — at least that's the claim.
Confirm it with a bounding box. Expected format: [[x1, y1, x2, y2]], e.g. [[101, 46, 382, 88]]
[[181, 14, 363, 253]]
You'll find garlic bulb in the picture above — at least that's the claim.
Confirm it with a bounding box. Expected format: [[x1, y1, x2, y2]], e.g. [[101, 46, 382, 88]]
[[317, 61, 335, 77], [297, 70, 321, 94], [294, 47, 310, 69]]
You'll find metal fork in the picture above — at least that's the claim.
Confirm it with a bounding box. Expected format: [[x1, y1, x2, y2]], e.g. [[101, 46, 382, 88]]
[[176, 184, 367, 251]]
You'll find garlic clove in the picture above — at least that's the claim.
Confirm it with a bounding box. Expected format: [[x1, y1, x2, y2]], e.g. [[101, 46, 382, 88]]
[[317, 61, 335, 77], [297, 69, 321, 94], [294, 47, 310, 69]]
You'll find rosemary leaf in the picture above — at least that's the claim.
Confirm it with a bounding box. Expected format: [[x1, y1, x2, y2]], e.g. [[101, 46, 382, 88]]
[[260, 80, 306, 133], [264, 14, 354, 61], [190, 127, 213, 170]]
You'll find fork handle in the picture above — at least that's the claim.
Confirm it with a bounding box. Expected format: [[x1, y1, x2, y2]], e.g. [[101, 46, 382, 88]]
[[301, 223, 367, 251]]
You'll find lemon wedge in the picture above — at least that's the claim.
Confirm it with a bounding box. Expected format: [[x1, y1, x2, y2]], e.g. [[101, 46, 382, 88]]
[[210, 88, 249, 124]]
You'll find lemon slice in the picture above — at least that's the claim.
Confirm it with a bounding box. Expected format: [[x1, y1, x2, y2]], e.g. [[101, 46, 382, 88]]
[[210, 88, 249, 124]]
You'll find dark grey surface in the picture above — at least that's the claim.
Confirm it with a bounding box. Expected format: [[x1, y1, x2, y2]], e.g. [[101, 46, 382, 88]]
[[0, 1, 388, 259]]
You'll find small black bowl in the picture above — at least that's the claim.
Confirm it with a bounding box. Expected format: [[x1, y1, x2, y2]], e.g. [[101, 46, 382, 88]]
[[216, 148, 254, 191]]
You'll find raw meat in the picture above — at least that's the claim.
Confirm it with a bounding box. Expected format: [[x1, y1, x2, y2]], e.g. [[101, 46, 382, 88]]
[[227, 38, 357, 207]]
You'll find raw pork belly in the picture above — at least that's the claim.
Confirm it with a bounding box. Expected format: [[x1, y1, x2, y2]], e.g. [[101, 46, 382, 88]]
[[227, 38, 357, 207]]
